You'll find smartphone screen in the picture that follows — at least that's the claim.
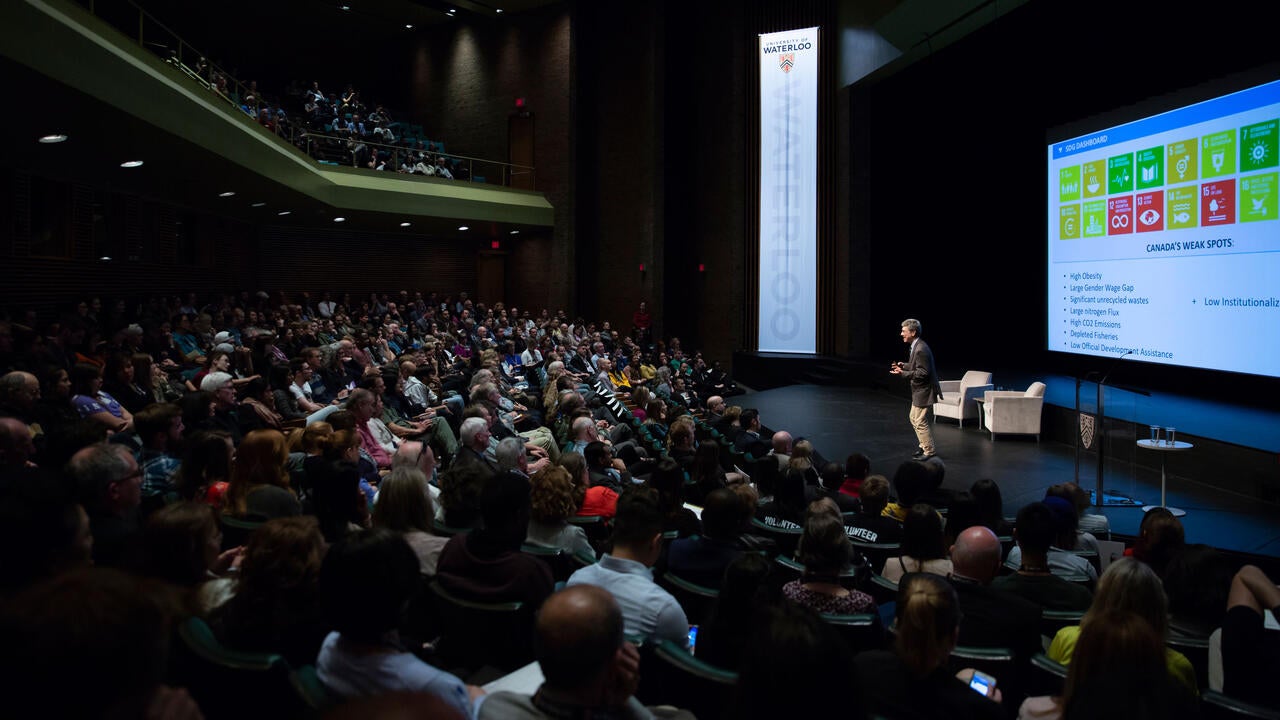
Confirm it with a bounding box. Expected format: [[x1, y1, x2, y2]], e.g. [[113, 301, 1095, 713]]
[[968, 671, 994, 696], [686, 625, 698, 654]]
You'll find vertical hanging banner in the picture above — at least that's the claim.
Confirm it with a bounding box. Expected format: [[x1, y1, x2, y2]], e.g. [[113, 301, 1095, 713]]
[[758, 27, 818, 354]]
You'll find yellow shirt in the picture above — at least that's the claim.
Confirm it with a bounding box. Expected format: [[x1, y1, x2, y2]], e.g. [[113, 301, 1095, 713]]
[[1048, 624, 1198, 694]]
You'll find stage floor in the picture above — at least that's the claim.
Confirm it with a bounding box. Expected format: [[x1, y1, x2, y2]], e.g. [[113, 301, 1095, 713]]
[[734, 383, 1280, 561]]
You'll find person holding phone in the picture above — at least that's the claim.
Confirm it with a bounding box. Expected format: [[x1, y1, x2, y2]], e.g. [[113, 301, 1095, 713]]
[[854, 572, 1003, 719]]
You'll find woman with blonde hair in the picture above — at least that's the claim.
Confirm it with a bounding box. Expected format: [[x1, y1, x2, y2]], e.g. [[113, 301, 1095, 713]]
[[1047, 557, 1197, 693], [526, 465, 595, 561], [373, 467, 447, 576], [785, 439, 821, 488], [1020, 609, 1196, 720], [225, 429, 300, 520], [855, 572, 1003, 718]]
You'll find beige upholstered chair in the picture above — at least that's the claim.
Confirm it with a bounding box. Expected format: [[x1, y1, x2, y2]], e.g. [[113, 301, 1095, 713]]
[[983, 381, 1046, 441], [932, 370, 993, 428]]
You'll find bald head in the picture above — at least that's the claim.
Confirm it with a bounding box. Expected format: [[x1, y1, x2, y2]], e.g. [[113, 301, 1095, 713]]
[[772, 431, 793, 455], [950, 525, 1002, 584], [392, 440, 435, 477], [0, 371, 40, 410], [535, 585, 624, 691], [0, 417, 35, 467], [706, 395, 724, 414]]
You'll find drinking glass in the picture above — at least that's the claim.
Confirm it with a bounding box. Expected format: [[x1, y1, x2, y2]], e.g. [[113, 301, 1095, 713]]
[[1165, 427, 1176, 446], [1149, 425, 1160, 444]]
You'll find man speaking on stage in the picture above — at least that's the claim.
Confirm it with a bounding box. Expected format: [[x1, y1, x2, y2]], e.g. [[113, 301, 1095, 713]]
[[890, 318, 942, 460]]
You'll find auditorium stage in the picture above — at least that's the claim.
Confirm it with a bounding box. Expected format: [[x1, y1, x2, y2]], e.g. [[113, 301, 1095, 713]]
[[733, 383, 1280, 563]]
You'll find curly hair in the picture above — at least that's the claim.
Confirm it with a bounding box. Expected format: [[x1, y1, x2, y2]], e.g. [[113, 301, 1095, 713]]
[[530, 465, 579, 524]]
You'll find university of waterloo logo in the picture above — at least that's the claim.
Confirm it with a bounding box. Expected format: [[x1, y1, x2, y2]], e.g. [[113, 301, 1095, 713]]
[[779, 53, 794, 73]]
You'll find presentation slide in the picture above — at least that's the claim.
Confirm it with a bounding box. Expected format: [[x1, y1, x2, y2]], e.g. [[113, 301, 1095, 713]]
[[1047, 75, 1280, 378]]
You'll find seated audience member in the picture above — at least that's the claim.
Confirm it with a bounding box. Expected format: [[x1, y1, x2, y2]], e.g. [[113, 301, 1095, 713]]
[[942, 491, 982, 548], [200, 371, 244, 445], [1020, 610, 1198, 720], [729, 601, 860, 719], [585, 440, 632, 494], [809, 460, 860, 513], [224, 429, 301, 520], [132, 402, 184, 506], [559, 451, 618, 519], [969, 478, 1014, 537], [317, 528, 484, 716], [0, 482, 93, 595], [30, 366, 82, 455], [209, 516, 329, 669], [854, 573, 1003, 719], [731, 408, 769, 456], [238, 377, 285, 433], [646, 457, 700, 538], [436, 470, 554, 607], [526, 464, 595, 561], [947, 526, 1041, 707], [479, 585, 694, 720], [175, 430, 233, 508], [1006, 496, 1097, 583], [1126, 506, 1185, 578], [308, 429, 370, 542], [839, 452, 871, 498], [567, 485, 689, 647], [1040, 484, 1099, 554], [373, 465, 448, 576], [666, 487, 744, 589], [1163, 543, 1233, 637], [784, 499, 876, 615], [696, 552, 781, 671], [884, 460, 935, 522], [1047, 480, 1110, 538], [139, 500, 239, 613], [452, 415, 499, 477], [844, 474, 903, 545], [68, 442, 143, 568], [686, 439, 731, 505], [0, 568, 200, 720], [756, 459, 808, 530], [881, 503, 953, 583], [70, 361, 133, 434], [1220, 564, 1280, 710], [1048, 558, 1197, 694], [992, 502, 1093, 612], [102, 351, 150, 414]]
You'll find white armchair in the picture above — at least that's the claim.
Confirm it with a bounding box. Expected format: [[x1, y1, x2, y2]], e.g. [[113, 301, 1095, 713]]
[[983, 382, 1046, 441], [933, 370, 993, 428]]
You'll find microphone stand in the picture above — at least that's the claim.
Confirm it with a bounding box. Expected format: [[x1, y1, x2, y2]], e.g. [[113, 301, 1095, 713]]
[[1084, 351, 1134, 508]]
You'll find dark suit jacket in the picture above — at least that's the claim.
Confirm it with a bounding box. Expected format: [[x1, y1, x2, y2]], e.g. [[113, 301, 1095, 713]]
[[949, 576, 1042, 707], [903, 338, 943, 408], [451, 446, 498, 477]]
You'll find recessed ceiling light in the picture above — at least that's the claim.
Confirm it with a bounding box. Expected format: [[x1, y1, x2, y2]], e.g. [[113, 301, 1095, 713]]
[[120, 160, 144, 168], [340, 4, 350, 10], [277, 210, 291, 216], [405, 23, 413, 29], [400, 222, 412, 227], [496, 7, 503, 12], [39, 134, 68, 144], [251, 202, 266, 207], [509, 229, 520, 235], [218, 191, 236, 197], [99, 256, 112, 261], [458, 225, 469, 231], [334, 217, 346, 222]]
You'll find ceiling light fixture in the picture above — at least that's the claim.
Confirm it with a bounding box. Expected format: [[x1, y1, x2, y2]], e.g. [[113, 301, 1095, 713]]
[[218, 191, 236, 197], [277, 210, 291, 216], [251, 202, 266, 207], [496, 8, 503, 13], [340, 4, 350, 10], [405, 23, 413, 29], [400, 222, 412, 227], [99, 256, 112, 261], [458, 225, 469, 231], [334, 217, 346, 222], [39, 134, 68, 144], [509, 229, 520, 235], [120, 160, 144, 168]]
